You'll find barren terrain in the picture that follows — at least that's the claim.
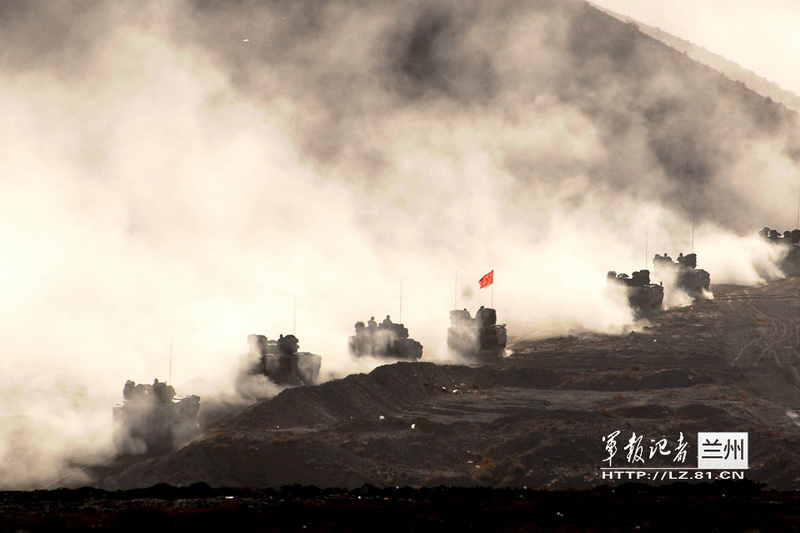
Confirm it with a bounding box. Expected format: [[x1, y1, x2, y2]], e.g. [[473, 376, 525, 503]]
[[88, 278, 800, 491]]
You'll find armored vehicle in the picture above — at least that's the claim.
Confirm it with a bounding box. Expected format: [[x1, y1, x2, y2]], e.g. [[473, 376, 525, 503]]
[[242, 334, 322, 387], [447, 306, 507, 361], [349, 315, 423, 360], [760, 227, 800, 275], [652, 252, 711, 299], [113, 379, 200, 454], [607, 269, 664, 314], [760, 227, 800, 245]]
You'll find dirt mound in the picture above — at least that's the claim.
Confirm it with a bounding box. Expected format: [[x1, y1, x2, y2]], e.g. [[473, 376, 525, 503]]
[[221, 363, 497, 429]]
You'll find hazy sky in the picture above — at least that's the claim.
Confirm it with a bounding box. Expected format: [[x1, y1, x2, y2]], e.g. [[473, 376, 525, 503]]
[[591, 0, 800, 96]]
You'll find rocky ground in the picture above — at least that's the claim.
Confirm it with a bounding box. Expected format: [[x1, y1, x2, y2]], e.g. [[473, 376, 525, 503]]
[[7, 278, 800, 530]]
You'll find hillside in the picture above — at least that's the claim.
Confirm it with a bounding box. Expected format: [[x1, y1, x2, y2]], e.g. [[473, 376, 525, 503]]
[[175, 0, 800, 231], [593, 2, 800, 114]]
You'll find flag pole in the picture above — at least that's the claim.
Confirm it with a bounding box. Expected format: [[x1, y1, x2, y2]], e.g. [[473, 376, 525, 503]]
[[454, 270, 458, 309], [491, 281, 494, 308]]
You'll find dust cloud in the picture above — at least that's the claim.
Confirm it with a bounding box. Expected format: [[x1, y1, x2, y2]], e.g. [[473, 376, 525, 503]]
[[0, 0, 798, 488]]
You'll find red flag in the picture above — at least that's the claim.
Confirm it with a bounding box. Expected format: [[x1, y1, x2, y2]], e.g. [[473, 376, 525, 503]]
[[479, 270, 494, 288]]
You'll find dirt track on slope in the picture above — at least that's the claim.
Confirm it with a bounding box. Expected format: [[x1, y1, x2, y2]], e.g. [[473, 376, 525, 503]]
[[90, 279, 800, 491], [716, 280, 800, 368]]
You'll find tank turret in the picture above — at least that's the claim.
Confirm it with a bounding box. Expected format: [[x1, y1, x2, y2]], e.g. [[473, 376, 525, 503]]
[[447, 306, 507, 361], [241, 333, 322, 387], [112, 379, 200, 455], [652, 252, 711, 299], [607, 269, 664, 314], [348, 315, 423, 360]]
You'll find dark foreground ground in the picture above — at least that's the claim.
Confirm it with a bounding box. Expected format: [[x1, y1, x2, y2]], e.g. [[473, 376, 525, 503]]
[[9, 278, 800, 530], [3, 481, 800, 532]]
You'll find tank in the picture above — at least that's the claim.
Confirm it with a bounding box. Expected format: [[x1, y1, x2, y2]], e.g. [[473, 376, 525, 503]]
[[242, 334, 322, 387], [112, 379, 200, 455], [760, 227, 800, 275], [652, 252, 711, 299], [447, 307, 507, 361], [349, 316, 423, 360], [607, 269, 664, 314]]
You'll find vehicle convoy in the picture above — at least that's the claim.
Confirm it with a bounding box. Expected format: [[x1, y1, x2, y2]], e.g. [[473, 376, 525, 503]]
[[760, 227, 800, 275], [113, 379, 200, 454], [447, 306, 507, 361], [652, 252, 711, 299], [607, 269, 664, 314], [349, 315, 423, 360], [241, 334, 322, 387]]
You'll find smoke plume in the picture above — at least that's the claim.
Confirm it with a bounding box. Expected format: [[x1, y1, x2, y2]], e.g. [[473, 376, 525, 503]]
[[0, 0, 798, 488]]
